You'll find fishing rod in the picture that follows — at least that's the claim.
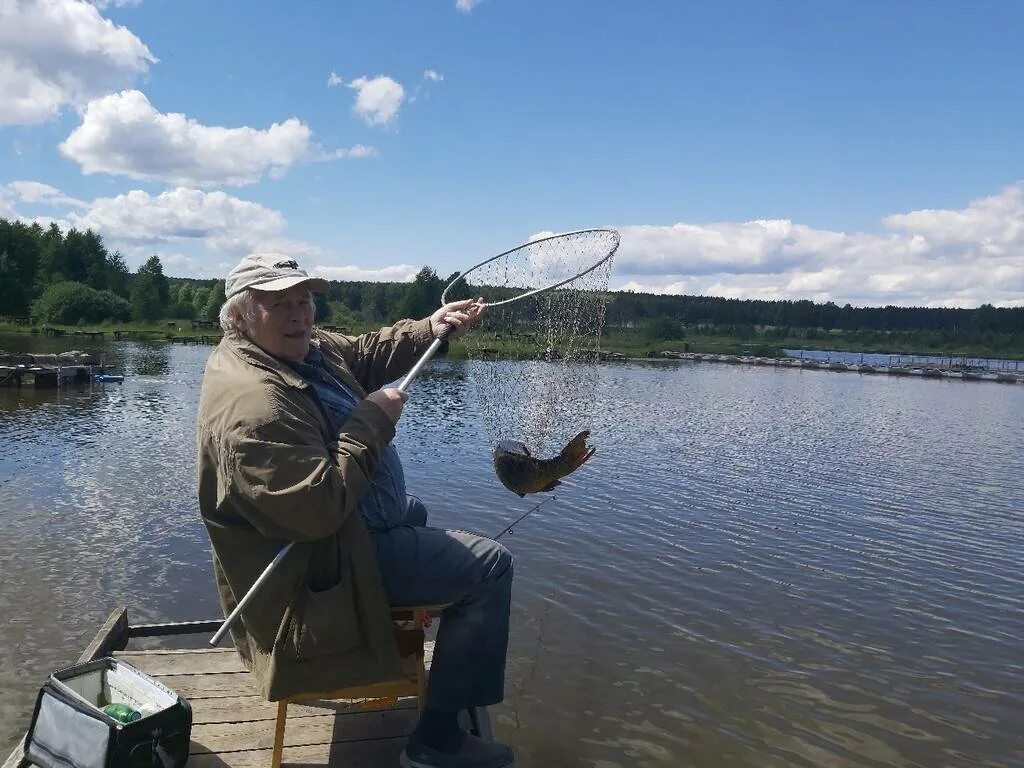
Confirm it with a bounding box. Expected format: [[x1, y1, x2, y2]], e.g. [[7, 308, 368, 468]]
[[491, 495, 556, 540], [209, 494, 557, 646]]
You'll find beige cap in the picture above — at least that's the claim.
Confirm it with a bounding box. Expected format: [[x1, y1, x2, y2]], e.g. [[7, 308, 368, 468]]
[[225, 253, 329, 298]]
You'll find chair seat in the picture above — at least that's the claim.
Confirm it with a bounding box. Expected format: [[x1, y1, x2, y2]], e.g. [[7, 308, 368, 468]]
[[270, 604, 448, 768]]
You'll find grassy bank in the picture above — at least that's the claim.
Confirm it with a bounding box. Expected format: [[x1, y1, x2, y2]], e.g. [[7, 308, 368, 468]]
[[2, 320, 1021, 362]]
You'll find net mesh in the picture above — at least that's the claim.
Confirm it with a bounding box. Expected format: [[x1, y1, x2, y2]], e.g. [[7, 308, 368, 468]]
[[445, 230, 617, 455]]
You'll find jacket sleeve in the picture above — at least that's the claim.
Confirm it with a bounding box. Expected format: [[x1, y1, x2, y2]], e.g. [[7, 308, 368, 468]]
[[225, 394, 396, 542], [325, 318, 441, 392]]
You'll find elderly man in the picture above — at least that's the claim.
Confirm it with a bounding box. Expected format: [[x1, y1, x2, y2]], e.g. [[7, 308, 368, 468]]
[[197, 254, 514, 768]]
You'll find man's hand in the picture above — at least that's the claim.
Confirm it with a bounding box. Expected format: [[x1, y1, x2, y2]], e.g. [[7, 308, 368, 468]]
[[366, 388, 408, 425], [429, 298, 486, 341]]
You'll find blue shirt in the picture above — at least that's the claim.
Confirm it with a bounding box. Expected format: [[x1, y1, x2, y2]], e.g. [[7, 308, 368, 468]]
[[289, 346, 406, 531]]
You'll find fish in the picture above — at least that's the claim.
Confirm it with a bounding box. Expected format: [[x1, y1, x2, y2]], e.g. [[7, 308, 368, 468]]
[[492, 430, 596, 496]]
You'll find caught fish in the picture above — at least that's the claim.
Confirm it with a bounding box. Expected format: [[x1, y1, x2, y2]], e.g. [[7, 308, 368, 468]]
[[492, 430, 596, 496]]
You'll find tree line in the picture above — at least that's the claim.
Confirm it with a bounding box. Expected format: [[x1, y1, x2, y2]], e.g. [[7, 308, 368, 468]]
[[2, 218, 1022, 340]]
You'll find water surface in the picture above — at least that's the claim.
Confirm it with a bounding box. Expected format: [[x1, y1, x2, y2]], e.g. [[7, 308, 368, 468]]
[[1, 333, 1022, 767]]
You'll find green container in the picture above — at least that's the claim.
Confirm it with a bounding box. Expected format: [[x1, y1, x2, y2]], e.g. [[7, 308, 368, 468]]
[[102, 703, 141, 724]]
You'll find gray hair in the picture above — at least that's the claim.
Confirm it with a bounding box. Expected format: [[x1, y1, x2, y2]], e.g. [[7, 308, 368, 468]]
[[218, 289, 258, 334]]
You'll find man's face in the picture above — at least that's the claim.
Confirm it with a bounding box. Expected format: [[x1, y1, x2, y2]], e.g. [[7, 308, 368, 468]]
[[247, 285, 315, 363]]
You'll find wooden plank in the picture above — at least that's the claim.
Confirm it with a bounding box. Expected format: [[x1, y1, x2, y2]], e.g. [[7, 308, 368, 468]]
[[189, 707, 417, 754], [114, 649, 248, 675], [154, 671, 261, 698], [187, 736, 408, 768], [128, 619, 223, 638], [119, 641, 431, 678], [159, 671, 412, 699], [143, 641, 432, 698], [77, 606, 129, 663], [187, 695, 416, 726]]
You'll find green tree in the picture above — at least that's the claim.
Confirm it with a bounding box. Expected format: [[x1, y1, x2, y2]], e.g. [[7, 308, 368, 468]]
[[192, 286, 210, 315], [313, 292, 330, 322], [0, 219, 41, 315], [645, 316, 685, 341], [442, 270, 473, 302], [131, 273, 162, 322], [398, 267, 443, 319], [202, 280, 225, 320], [33, 281, 130, 324], [34, 222, 64, 289], [138, 255, 170, 308], [105, 251, 130, 297]]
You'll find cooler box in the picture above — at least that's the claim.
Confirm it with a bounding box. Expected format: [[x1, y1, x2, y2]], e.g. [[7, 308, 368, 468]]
[[25, 657, 192, 768]]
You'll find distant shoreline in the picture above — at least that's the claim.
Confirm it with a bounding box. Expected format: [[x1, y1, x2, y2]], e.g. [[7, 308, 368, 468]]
[[1, 321, 1021, 363]]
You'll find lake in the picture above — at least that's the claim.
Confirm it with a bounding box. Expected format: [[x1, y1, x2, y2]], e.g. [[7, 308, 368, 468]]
[[1, 333, 1022, 767]]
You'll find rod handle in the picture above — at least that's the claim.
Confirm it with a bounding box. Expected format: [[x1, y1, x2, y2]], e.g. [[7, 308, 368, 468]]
[[397, 324, 454, 393], [209, 543, 294, 647]]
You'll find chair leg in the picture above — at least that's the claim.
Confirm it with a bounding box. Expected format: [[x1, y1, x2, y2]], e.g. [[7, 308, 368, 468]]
[[415, 609, 427, 712], [271, 700, 288, 768]]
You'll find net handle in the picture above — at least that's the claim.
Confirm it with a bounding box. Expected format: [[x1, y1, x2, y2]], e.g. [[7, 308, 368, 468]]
[[440, 228, 620, 308]]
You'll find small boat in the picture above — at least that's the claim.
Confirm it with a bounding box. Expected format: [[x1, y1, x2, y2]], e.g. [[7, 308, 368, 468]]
[[93, 374, 125, 383], [3, 608, 491, 768]]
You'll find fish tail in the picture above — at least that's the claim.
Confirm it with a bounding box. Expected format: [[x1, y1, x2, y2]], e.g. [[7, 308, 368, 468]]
[[559, 430, 596, 473]]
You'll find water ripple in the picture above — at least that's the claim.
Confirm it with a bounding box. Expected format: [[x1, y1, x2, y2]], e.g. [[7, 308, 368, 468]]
[[1, 342, 1022, 767]]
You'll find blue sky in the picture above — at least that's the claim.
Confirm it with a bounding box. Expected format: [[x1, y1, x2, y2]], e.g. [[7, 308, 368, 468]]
[[2, 0, 1023, 307]]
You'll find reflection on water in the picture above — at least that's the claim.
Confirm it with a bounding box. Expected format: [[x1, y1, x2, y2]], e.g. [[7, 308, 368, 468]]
[[1, 333, 1022, 767]]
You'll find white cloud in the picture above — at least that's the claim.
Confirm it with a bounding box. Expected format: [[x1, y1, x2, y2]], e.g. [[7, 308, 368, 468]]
[[4, 182, 414, 280], [70, 187, 295, 259], [0, 188, 16, 219], [612, 182, 1024, 307], [0, 0, 155, 125], [423, 69, 444, 82], [89, 0, 143, 7], [455, 0, 482, 12], [346, 75, 405, 126], [60, 90, 330, 186], [313, 264, 419, 282], [327, 71, 343, 87], [318, 144, 378, 160], [4, 181, 88, 208], [620, 278, 694, 295]]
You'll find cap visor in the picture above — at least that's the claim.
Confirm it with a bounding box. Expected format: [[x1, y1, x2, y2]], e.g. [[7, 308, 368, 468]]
[[251, 275, 330, 294]]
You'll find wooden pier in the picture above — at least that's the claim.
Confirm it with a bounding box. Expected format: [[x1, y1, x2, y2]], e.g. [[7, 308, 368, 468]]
[[3, 609, 483, 768], [647, 351, 1024, 383], [0, 352, 107, 388]]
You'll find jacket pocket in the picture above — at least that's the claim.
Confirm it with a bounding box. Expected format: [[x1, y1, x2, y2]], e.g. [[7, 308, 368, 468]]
[[291, 579, 363, 661]]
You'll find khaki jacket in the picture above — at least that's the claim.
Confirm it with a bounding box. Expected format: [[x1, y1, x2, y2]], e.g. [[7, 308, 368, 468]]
[[196, 319, 437, 701]]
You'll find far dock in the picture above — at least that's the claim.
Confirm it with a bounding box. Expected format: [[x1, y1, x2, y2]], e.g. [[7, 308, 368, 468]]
[[644, 351, 1024, 384], [0, 352, 115, 388]]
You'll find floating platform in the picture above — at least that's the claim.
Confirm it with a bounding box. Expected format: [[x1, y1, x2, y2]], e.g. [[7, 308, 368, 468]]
[[0, 352, 121, 388], [646, 352, 1023, 383], [2, 609, 487, 768]]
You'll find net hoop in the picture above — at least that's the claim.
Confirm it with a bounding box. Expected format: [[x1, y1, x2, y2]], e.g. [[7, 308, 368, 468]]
[[440, 228, 620, 308]]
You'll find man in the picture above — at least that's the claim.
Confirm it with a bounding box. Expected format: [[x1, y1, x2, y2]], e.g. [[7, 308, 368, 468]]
[[197, 253, 514, 768]]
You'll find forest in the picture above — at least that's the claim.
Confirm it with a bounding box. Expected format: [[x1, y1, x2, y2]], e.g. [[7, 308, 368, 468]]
[[2, 218, 1022, 357]]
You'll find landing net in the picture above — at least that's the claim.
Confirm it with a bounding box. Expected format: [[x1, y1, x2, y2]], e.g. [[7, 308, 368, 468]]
[[444, 229, 617, 454]]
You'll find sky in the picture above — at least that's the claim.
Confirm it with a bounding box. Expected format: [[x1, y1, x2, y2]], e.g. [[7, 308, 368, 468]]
[[1, 0, 1023, 308]]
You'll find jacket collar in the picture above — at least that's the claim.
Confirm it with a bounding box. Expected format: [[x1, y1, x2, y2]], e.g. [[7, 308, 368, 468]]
[[222, 329, 310, 390]]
